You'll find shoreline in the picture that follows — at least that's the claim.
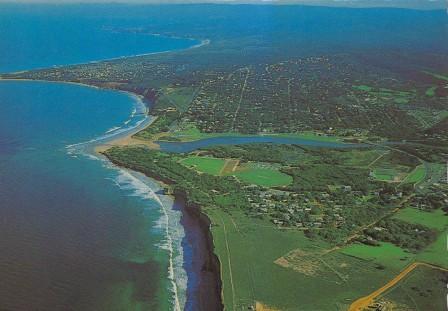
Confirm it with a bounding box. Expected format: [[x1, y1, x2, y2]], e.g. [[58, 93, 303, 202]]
[[102, 153, 224, 311], [0, 37, 210, 75], [85, 88, 223, 310], [0, 77, 223, 310], [0, 77, 160, 153], [0, 34, 222, 310], [84, 87, 224, 310]]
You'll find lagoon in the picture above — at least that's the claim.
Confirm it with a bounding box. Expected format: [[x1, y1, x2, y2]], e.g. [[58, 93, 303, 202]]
[[158, 136, 365, 153]]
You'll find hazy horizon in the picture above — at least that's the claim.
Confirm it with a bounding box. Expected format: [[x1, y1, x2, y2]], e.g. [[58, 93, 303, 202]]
[[0, 0, 446, 10]]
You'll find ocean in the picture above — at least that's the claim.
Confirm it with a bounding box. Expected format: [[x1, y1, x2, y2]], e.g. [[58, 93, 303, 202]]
[[0, 5, 197, 310]]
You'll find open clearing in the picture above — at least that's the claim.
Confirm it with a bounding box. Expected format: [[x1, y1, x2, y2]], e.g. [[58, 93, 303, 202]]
[[368, 152, 413, 182], [205, 208, 423, 310], [180, 156, 226, 175], [181, 156, 292, 187], [371, 168, 404, 182], [402, 164, 426, 184], [340, 242, 412, 269], [220, 159, 239, 175], [393, 208, 447, 231], [417, 232, 448, 268], [157, 86, 197, 112], [232, 164, 293, 187]]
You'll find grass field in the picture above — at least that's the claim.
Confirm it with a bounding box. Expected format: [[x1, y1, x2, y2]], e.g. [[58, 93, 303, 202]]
[[417, 232, 448, 268], [341, 149, 385, 167], [232, 163, 293, 187], [393, 208, 447, 231], [206, 208, 412, 311], [390, 206, 448, 270], [403, 164, 426, 184], [180, 156, 226, 175], [340, 242, 412, 269], [370, 165, 410, 182], [340, 208, 447, 272], [180, 156, 292, 187], [372, 168, 399, 181]]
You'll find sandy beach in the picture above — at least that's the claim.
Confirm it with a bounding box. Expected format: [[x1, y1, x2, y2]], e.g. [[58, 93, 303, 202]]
[[94, 134, 161, 153]]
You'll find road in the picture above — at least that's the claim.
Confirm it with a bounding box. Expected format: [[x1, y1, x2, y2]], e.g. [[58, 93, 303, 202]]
[[348, 262, 448, 311]]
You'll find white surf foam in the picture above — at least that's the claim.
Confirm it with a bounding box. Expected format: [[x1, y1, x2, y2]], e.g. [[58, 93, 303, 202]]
[[64, 92, 188, 311], [111, 169, 187, 311], [105, 126, 122, 134], [64, 91, 149, 156]]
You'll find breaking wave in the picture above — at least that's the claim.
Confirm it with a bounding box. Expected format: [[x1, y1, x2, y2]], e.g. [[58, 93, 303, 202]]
[[64, 92, 187, 310], [111, 169, 187, 311]]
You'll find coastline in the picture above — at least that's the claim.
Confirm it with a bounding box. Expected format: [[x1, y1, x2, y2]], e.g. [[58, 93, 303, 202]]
[[174, 193, 224, 311], [0, 34, 223, 310], [0, 37, 210, 74], [83, 88, 223, 310], [102, 152, 224, 311], [79, 85, 223, 310], [0, 78, 160, 152]]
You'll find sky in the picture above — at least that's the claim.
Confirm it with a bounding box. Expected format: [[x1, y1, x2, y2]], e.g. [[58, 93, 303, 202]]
[[0, 0, 446, 9]]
